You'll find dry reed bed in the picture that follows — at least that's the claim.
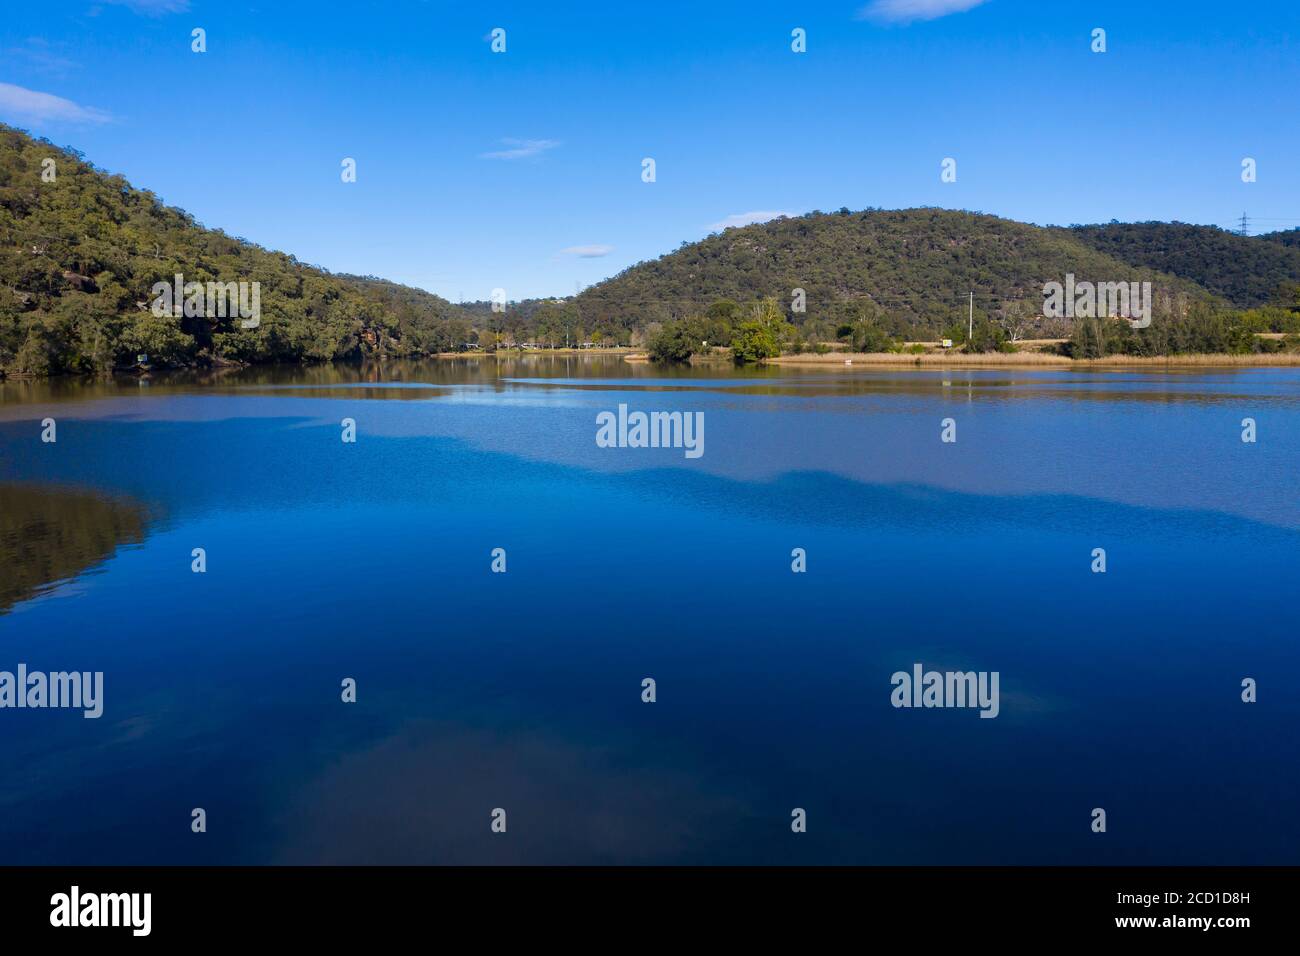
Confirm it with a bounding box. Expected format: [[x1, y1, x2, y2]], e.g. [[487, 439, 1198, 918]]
[[769, 351, 1300, 368]]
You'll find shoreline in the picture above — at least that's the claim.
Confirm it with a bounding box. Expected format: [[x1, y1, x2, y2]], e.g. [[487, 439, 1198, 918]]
[[766, 351, 1300, 369], [432, 347, 634, 357], [7, 346, 1300, 383]]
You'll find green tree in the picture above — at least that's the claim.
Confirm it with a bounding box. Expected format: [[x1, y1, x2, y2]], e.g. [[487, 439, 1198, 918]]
[[842, 302, 896, 352], [647, 319, 696, 362], [964, 318, 1011, 353], [731, 321, 780, 363], [731, 299, 791, 363]]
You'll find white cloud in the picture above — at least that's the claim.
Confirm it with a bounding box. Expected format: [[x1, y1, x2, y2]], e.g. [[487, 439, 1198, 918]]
[[102, 0, 191, 14], [559, 245, 614, 258], [479, 138, 561, 160], [856, 0, 992, 24], [0, 82, 110, 125], [706, 210, 795, 232]]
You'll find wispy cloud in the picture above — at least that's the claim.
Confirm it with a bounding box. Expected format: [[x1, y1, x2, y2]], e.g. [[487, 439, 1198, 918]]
[[6, 39, 78, 78], [856, 0, 991, 24], [101, 0, 191, 15], [707, 210, 795, 232], [479, 138, 561, 161], [558, 244, 614, 258], [0, 82, 111, 125]]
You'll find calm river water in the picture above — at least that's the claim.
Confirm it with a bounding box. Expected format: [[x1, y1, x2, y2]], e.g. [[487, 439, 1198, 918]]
[[1, 356, 1297, 863]]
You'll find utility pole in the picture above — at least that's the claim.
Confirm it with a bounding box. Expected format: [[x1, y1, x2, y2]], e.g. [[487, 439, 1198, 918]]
[[968, 292, 974, 343], [1237, 212, 1250, 237]]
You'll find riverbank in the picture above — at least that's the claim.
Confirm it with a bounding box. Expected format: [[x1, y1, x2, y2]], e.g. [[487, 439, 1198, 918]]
[[9, 346, 1300, 383], [767, 351, 1300, 368], [0, 347, 639, 381], [434, 347, 635, 357]]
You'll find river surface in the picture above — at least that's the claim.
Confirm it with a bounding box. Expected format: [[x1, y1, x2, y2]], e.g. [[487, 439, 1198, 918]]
[[1, 356, 1297, 863]]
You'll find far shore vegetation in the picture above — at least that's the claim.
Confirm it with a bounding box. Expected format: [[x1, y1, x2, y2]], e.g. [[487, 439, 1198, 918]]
[[5, 123, 1300, 379], [640, 294, 1300, 366]]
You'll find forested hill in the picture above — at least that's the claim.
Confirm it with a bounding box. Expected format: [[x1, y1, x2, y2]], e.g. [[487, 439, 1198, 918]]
[[573, 208, 1218, 332], [0, 124, 470, 375], [6, 120, 1300, 377], [1069, 221, 1300, 308], [1260, 227, 1300, 250]]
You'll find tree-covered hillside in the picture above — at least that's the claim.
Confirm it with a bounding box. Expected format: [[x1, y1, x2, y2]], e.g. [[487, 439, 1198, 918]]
[[1260, 228, 1300, 250], [1069, 221, 1300, 308], [0, 124, 471, 375], [575, 208, 1214, 336], [5, 121, 1300, 377]]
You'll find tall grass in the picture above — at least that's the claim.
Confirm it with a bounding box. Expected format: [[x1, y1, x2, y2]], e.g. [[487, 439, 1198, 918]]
[[1075, 353, 1300, 366], [771, 351, 1300, 367], [771, 351, 1072, 366]]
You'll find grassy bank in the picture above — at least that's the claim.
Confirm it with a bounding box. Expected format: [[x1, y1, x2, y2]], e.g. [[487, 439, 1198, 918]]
[[432, 347, 635, 357], [769, 351, 1300, 368]]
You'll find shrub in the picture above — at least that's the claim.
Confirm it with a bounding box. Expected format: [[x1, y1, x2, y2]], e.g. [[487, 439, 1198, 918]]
[[647, 320, 696, 363]]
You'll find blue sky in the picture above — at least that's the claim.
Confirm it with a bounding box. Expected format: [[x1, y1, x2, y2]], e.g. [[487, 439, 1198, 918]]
[[3, 0, 1298, 300]]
